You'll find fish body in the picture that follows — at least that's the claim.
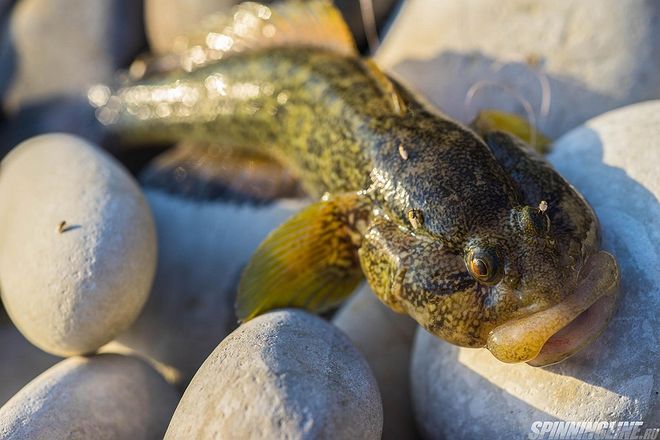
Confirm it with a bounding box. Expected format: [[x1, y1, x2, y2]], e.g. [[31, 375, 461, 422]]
[[93, 0, 620, 365]]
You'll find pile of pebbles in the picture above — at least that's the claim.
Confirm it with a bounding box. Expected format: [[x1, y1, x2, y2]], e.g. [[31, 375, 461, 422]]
[[0, 0, 658, 439]]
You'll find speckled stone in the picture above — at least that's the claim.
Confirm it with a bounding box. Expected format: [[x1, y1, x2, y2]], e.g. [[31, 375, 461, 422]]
[[333, 285, 419, 440], [165, 309, 383, 439], [410, 101, 660, 438], [117, 190, 304, 385], [0, 354, 179, 439], [377, 0, 660, 138], [0, 134, 157, 356]]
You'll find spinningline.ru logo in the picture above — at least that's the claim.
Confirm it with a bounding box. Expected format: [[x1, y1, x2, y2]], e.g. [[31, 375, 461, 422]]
[[528, 421, 659, 440]]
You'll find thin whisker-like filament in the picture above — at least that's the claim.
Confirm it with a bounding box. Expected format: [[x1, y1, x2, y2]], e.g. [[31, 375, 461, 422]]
[[359, 0, 379, 54], [464, 80, 538, 148]]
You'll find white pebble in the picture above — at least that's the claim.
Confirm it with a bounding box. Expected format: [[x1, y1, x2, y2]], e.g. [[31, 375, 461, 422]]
[[0, 354, 179, 439], [0, 134, 157, 356], [165, 309, 383, 439]]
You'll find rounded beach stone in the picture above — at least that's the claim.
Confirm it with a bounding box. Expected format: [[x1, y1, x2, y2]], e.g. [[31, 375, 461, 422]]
[[333, 285, 419, 440], [410, 101, 660, 438], [165, 309, 383, 439], [0, 354, 179, 439], [376, 0, 660, 138], [1, 0, 144, 113], [0, 134, 157, 356], [117, 190, 303, 384]]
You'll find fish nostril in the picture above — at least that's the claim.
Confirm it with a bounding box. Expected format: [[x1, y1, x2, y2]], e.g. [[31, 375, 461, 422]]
[[504, 271, 520, 289]]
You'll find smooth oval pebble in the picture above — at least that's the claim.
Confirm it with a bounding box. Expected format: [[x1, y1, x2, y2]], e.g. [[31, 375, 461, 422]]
[[0, 354, 179, 439], [165, 309, 383, 439], [0, 134, 157, 356]]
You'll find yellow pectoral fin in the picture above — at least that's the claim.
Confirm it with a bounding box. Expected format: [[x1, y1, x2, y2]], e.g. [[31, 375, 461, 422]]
[[236, 193, 371, 322], [471, 109, 552, 154]]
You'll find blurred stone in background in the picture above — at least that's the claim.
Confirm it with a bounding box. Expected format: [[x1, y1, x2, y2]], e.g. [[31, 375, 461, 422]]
[[0, 0, 145, 155], [410, 101, 660, 439], [377, 0, 660, 138], [1, 0, 144, 113]]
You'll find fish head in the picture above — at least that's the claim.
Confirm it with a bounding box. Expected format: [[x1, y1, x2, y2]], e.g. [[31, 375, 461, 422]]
[[359, 205, 620, 366]]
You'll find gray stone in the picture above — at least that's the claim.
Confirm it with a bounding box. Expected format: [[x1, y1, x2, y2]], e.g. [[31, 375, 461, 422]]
[[0, 324, 59, 406], [117, 190, 304, 385], [1, 0, 144, 113], [0, 354, 179, 439], [376, 0, 660, 138], [0, 134, 157, 356], [333, 285, 419, 440], [165, 309, 383, 439], [410, 101, 660, 439]]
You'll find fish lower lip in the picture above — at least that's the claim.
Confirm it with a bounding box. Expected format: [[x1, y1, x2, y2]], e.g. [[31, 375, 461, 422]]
[[485, 251, 620, 366], [526, 291, 618, 366]]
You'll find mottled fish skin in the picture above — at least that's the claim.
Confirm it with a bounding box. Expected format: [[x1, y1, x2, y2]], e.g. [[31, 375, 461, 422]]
[[98, 46, 601, 348]]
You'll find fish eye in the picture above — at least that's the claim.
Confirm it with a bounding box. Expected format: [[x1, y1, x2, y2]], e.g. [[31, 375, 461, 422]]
[[466, 248, 503, 285]]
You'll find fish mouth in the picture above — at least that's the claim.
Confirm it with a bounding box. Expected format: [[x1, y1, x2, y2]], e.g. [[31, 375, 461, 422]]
[[486, 251, 620, 366]]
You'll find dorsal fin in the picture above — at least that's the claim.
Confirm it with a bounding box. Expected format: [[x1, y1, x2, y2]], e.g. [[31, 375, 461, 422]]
[[363, 59, 407, 115], [155, 0, 357, 73]]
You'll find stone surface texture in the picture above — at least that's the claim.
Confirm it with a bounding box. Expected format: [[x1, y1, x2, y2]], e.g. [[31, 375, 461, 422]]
[[0, 134, 157, 356], [165, 309, 383, 439], [0, 354, 179, 439]]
